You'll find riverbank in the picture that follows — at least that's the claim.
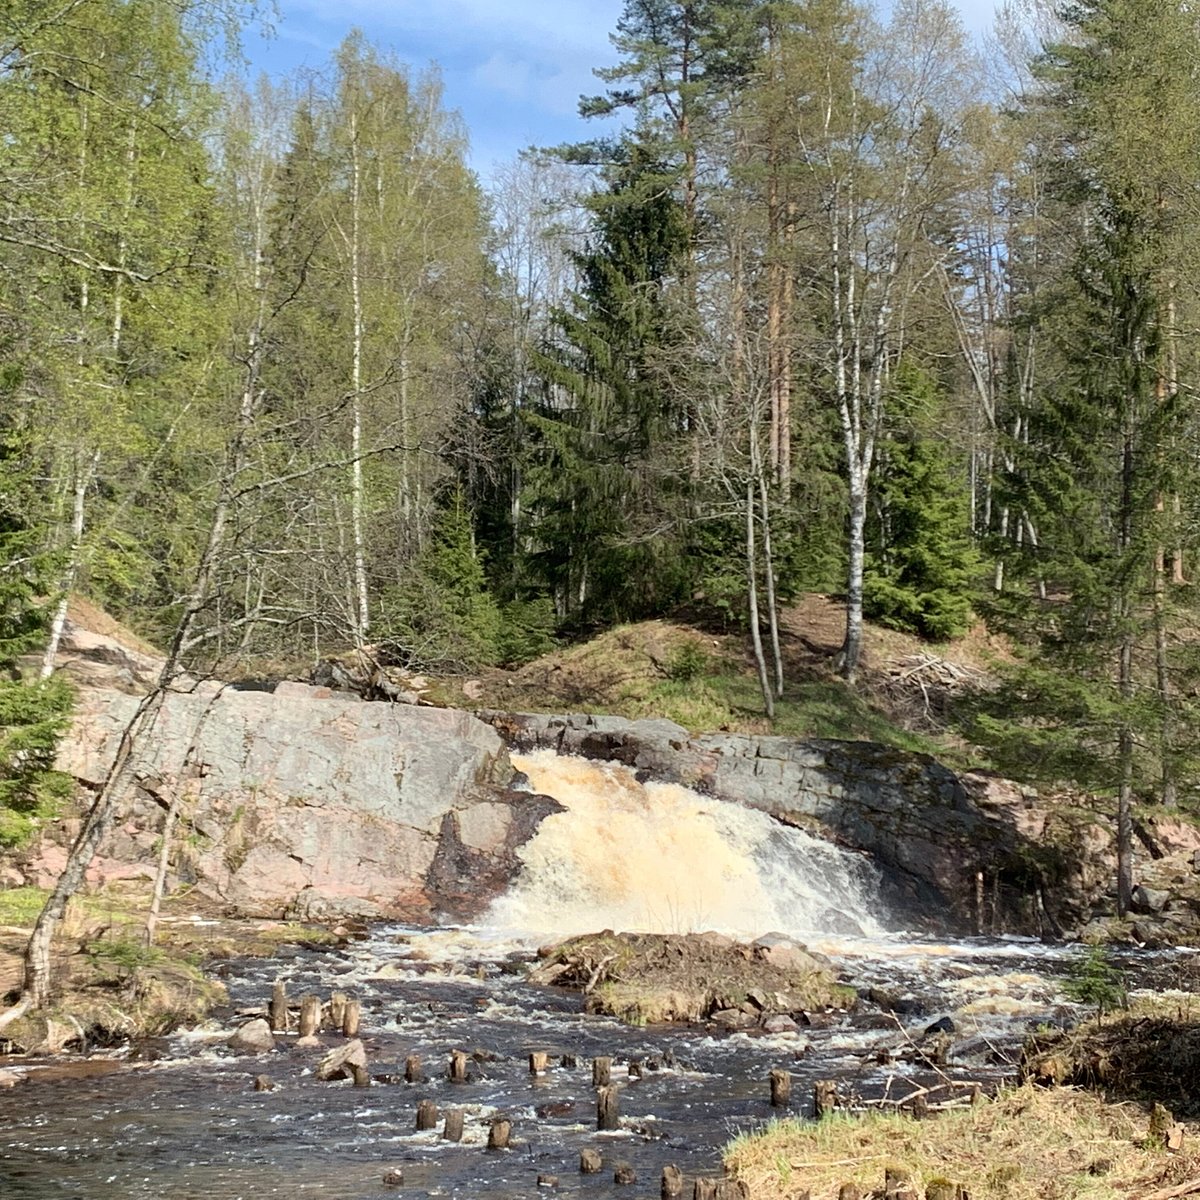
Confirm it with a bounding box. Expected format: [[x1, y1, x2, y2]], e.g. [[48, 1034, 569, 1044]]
[[0, 884, 335, 1052], [725, 1083, 1200, 1199]]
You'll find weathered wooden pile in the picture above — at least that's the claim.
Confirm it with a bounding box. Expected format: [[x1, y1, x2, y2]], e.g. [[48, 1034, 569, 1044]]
[[242, 976, 988, 1197]]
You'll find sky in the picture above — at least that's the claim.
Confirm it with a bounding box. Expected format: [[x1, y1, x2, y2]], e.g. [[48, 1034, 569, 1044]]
[[243, 0, 1001, 182]]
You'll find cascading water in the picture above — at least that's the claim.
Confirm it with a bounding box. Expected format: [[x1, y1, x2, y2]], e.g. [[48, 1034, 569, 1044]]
[[0, 752, 1130, 1200], [486, 752, 885, 942]]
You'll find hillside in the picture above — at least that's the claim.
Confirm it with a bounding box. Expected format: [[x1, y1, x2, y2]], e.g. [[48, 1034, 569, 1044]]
[[437, 594, 1002, 758]]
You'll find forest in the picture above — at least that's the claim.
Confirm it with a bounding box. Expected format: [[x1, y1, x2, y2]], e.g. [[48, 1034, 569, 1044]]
[[3, 0, 1200, 917]]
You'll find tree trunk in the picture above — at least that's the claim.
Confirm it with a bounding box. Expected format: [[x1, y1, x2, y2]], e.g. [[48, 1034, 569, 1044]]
[[746, 480, 774, 720], [40, 451, 98, 679], [348, 109, 370, 643], [840, 466, 868, 683]]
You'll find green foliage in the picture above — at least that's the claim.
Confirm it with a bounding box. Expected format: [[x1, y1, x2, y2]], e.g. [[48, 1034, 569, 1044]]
[[86, 936, 165, 975], [379, 489, 504, 669], [0, 427, 74, 848], [524, 140, 696, 626], [496, 597, 559, 666], [1063, 945, 1127, 1016], [666, 641, 709, 682], [865, 368, 979, 641]]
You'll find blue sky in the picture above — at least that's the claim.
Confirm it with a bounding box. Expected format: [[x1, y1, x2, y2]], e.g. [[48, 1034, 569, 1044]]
[[243, 0, 1000, 181]]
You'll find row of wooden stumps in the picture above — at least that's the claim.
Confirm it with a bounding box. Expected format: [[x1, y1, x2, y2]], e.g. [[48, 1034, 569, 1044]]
[[269, 980, 360, 1039]]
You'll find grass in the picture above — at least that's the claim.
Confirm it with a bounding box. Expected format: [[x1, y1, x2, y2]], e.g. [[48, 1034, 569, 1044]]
[[724, 1084, 1200, 1200], [0, 884, 336, 1050]]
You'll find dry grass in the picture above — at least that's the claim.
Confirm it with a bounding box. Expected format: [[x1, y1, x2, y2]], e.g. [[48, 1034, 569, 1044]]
[[725, 1084, 1200, 1200], [66, 594, 162, 658]]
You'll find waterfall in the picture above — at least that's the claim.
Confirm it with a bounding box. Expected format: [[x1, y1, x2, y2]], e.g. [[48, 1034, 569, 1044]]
[[484, 750, 885, 941]]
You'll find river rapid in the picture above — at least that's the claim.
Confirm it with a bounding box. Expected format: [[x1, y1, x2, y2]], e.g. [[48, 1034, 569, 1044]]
[[0, 754, 1167, 1199]]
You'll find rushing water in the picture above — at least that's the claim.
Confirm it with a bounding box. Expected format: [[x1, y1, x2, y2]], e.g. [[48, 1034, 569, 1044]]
[[0, 754, 1154, 1199]]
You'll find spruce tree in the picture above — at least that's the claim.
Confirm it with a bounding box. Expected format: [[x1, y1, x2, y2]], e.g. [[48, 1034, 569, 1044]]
[[977, 0, 1200, 913], [524, 140, 694, 624]]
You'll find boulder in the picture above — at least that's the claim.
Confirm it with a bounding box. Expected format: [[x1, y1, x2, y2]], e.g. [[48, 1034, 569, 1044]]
[[43, 629, 558, 920], [317, 1038, 368, 1082], [228, 1018, 275, 1054], [1130, 885, 1170, 915]]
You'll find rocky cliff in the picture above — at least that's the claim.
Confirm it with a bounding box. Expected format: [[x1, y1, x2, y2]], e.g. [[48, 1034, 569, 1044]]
[[18, 623, 559, 921], [478, 711, 1129, 937]]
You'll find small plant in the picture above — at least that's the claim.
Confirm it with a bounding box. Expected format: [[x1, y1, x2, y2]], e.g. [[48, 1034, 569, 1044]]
[[86, 936, 164, 974], [1063, 945, 1127, 1016], [666, 641, 709, 682]]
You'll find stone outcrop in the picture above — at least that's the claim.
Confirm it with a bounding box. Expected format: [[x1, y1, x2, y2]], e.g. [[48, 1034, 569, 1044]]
[[479, 711, 1118, 936], [30, 622, 560, 921]]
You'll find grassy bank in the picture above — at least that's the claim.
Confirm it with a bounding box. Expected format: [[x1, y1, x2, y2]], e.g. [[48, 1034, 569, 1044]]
[[725, 1084, 1200, 1200], [0, 885, 334, 1052]]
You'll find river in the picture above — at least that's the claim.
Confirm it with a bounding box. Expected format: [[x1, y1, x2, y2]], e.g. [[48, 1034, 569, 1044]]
[[0, 753, 1153, 1199]]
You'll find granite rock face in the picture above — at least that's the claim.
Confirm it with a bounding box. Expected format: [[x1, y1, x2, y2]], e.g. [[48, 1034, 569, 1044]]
[[478, 711, 1116, 935], [37, 623, 558, 920]]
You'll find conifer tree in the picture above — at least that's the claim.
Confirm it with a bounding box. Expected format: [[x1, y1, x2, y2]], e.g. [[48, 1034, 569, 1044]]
[[525, 141, 694, 623], [978, 0, 1200, 913]]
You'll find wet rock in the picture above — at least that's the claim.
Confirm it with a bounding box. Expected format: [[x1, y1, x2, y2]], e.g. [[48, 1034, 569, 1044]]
[[751, 934, 833, 974], [761, 1014, 801, 1034], [710, 1009, 757, 1031], [316, 1038, 367, 1081], [924, 1015, 956, 1036], [382, 1168, 404, 1186], [253, 1074, 276, 1091], [228, 1019, 275, 1054]]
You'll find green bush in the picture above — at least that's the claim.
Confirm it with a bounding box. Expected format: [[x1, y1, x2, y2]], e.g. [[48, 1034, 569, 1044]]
[[666, 641, 709, 682]]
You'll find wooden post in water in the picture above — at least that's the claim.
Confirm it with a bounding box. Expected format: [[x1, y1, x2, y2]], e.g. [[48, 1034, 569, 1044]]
[[580, 1149, 603, 1174], [442, 1110, 464, 1142], [404, 1054, 421, 1083], [662, 1165, 684, 1198], [448, 1050, 469, 1083], [693, 1181, 718, 1200], [813, 1080, 837, 1119], [529, 1051, 549, 1075], [487, 1117, 511, 1150], [415, 1100, 439, 1131], [838, 1186, 862, 1200], [298, 995, 321, 1038], [342, 999, 361, 1038], [350, 1062, 369, 1088], [328, 991, 347, 1028], [614, 1163, 637, 1185], [597, 1084, 620, 1131], [269, 980, 288, 1032], [769, 1069, 791, 1107], [593, 1056, 612, 1087]]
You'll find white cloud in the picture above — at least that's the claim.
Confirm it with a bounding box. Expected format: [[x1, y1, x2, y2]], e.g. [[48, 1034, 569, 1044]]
[[472, 51, 590, 117], [292, 0, 620, 60]]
